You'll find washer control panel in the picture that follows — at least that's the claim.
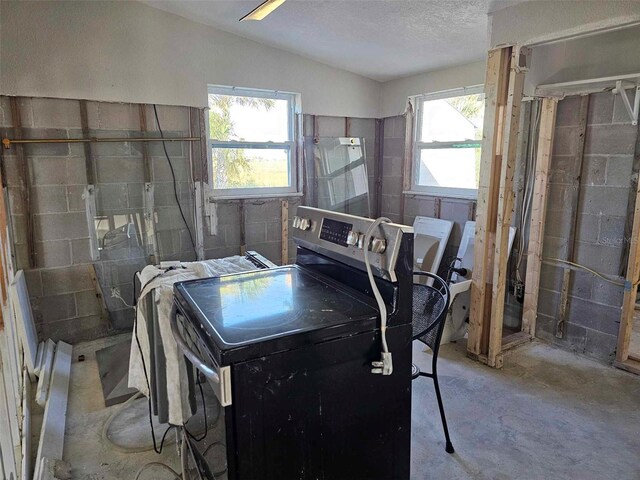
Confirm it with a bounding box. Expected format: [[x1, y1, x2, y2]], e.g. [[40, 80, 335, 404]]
[[292, 207, 413, 282]]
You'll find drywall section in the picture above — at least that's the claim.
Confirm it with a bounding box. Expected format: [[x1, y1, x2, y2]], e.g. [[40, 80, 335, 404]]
[[380, 61, 487, 118], [0, 0, 381, 118], [489, 0, 640, 48], [527, 25, 640, 96], [536, 92, 638, 362]]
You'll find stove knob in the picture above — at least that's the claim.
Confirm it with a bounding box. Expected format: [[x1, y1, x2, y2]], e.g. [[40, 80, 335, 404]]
[[292, 216, 301, 228], [298, 217, 311, 231], [357, 235, 365, 249], [346, 230, 360, 246], [370, 237, 387, 254]]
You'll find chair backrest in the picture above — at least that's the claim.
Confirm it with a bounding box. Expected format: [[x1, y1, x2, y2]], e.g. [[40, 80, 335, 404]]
[[412, 272, 450, 352]]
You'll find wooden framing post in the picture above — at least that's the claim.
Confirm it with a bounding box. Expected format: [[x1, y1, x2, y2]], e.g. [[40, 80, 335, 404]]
[[522, 98, 558, 336], [615, 139, 640, 372], [486, 47, 526, 367], [468, 47, 511, 359]]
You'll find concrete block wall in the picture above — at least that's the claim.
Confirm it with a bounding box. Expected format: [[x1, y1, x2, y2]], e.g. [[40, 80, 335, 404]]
[[536, 92, 638, 362], [0, 96, 198, 342]]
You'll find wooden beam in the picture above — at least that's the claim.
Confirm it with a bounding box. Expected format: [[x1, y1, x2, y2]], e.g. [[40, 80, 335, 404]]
[[374, 119, 384, 218], [9, 97, 34, 268], [487, 48, 525, 367], [239, 200, 246, 255], [468, 47, 511, 357], [401, 105, 414, 222], [138, 104, 152, 184], [281, 200, 289, 265], [616, 149, 640, 363], [522, 98, 558, 336], [556, 95, 590, 338], [79, 100, 96, 185]]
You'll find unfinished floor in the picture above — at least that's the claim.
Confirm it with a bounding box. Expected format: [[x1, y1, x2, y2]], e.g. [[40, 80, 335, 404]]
[[64, 336, 640, 480]]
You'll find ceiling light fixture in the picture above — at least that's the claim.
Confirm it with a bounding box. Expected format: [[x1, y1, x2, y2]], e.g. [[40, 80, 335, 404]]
[[239, 0, 286, 21]]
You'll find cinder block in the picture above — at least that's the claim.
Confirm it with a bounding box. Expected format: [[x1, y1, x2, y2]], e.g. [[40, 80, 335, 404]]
[[580, 155, 606, 186], [583, 328, 617, 362], [224, 223, 241, 247], [605, 155, 633, 188], [584, 124, 637, 155], [8, 188, 25, 215], [382, 153, 403, 177], [598, 215, 626, 247], [31, 293, 77, 323], [245, 201, 280, 224], [29, 156, 87, 186], [381, 173, 402, 196], [75, 290, 102, 317], [556, 96, 586, 127], [0, 96, 11, 127], [66, 185, 87, 212], [42, 265, 93, 295], [569, 270, 592, 300], [96, 156, 146, 184], [534, 313, 556, 340], [382, 138, 405, 159], [381, 194, 401, 216], [586, 92, 614, 125], [546, 184, 572, 211], [245, 241, 280, 264], [110, 309, 134, 330], [35, 240, 71, 268], [302, 115, 314, 137], [31, 186, 68, 214], [156, 230, 174, 255], [22, 128, 69, 156], [558, 322, 587, 354], [24, 269, 43, 298], [539, 263, 563, 291], [204, 246, 242, 260], [13, 244, 30, 271], [316, 116, 346, 137], [349, 118, 376, 140], [266, 221, 282, 243], [71, 238, 92, 264], [574, 241, 624, 277], [542, 235, 569, 259], [579, 186, 629, 217], [551, 127, 578, 156], [95, 102, 139, 130], [575, 213, 599, 244], [537, 288, 560, 318], [591, 277, 625, 306], [150, 155, 189, 181], [440, 200, 472, 226], [34, 212, 89, 242], [2, 155, 20, 185], [66, 157, 90, 185], [96, 184, 129, 210], [31, 98, 81, 128], [144, 104, 191, 132], [127, 183, 144, 209]]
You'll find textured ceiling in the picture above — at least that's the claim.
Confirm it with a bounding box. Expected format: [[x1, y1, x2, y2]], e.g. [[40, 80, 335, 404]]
[[142, 0, 526, 82]]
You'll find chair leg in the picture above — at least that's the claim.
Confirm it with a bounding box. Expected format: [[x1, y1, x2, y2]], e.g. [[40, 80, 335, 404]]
[[432, 373, 454, 454]]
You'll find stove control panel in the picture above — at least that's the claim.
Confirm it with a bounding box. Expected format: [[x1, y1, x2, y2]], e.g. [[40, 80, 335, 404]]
[[292, 206, 413, 282]]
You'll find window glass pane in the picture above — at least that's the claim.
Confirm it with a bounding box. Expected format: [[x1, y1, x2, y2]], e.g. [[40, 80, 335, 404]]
[[208, 94, 289, 142], [212, 147, 290, 189], [417, 146, 480, 190], [420, 94, 484, 143]]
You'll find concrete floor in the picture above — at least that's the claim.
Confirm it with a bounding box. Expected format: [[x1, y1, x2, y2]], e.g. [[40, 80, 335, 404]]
[[63, 335, 640, 479]]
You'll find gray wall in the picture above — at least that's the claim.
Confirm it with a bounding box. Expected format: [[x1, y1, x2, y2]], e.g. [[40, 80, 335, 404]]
[[536, 92, 638, 362]]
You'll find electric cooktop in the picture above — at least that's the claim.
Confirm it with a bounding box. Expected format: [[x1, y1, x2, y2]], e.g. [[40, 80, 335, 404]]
[[174, 266, 379, 362]]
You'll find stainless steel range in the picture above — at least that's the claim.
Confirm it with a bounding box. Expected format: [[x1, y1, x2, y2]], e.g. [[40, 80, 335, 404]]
[[171, 206, 414, 479]]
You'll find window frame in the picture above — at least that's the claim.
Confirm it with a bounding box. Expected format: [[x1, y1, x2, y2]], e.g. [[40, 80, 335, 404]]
[[410, 85, 484, 199], [207, 85, 302, 199]]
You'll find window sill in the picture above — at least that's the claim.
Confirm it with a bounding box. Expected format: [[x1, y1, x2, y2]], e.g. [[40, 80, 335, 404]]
[[209, 192, 304, 201], [403, 190, 477, 201]]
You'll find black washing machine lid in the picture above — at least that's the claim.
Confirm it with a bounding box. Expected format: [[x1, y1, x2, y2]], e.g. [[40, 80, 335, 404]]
[[174, 265, 379, 363]]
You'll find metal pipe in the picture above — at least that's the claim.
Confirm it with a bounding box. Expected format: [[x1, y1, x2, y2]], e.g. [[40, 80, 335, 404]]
[[2, 136, 200, 149]]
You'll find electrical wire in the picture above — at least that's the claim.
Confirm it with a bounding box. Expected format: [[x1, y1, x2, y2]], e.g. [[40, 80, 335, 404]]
[[134, 462, 182, 480], [153, 104, 198, 258], [363, 217, 392, 374], [542, 256, 626, 287]]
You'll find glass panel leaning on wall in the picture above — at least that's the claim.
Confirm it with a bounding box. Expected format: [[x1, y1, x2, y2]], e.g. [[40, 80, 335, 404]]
[[413, 89, 484, 198]]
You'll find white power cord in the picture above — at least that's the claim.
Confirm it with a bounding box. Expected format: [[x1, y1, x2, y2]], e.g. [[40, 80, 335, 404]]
[[363, 217, 393, 376]]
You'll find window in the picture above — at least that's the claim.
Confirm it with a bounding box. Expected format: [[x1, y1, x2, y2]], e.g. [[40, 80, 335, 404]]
[[208, 86, 300, 198], [412, 87, 484, 198]]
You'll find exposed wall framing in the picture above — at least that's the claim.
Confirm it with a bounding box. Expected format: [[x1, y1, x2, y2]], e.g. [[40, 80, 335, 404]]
[[468, 46, 527, 367]]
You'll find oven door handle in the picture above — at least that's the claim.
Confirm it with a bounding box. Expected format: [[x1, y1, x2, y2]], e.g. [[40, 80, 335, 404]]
[[170, 303, 220, 384]]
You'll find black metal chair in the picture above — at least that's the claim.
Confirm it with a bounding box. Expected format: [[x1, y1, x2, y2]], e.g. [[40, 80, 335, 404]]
[[411, 271, 454, 454]]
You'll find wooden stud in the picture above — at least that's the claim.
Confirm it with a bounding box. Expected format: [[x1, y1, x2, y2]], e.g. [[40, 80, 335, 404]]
[[9, 97, 34, 269], [239, 200, 246, 255], [139, 104, 152, 184], [88, 264, 111, 329], [401, 105, 414, 222], [616, 153, 640, 364], [281, 200, 289, 265], [487, 47, 525, 367], [556, 95, 590, 338], [79, 100, 96, 185], [522, 98, 558, 336], [468, 47, 511, 357], [374, 119, 384, 218]]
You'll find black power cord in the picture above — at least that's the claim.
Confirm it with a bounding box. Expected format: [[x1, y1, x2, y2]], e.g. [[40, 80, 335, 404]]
[[152, 104, 198, 258]]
